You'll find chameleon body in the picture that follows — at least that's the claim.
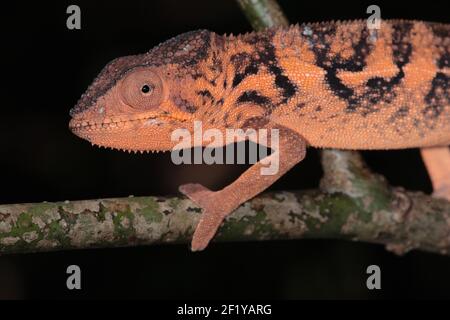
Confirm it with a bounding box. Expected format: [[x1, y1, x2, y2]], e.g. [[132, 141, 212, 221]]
[[70, 20, 450, 250]]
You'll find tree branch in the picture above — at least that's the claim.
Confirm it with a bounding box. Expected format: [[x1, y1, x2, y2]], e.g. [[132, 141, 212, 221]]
[[0, 174, 449, 255], [0, 0, 448, 256], [236, 0, 289, 30]]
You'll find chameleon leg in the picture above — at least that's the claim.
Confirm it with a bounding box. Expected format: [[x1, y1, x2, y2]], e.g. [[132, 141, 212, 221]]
[[179, 125, 306, 251], [420, 146, 450, 200]]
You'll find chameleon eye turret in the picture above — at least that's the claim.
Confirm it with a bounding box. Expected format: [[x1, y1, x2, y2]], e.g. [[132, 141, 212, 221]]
[[119, 68, 166, 110]]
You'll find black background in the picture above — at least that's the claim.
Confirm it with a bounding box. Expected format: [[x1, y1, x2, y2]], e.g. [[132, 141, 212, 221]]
[[0, 0, 449, 299]]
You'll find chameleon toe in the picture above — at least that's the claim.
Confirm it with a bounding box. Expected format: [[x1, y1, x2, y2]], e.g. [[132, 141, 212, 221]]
[[179, 183, 215, 207]]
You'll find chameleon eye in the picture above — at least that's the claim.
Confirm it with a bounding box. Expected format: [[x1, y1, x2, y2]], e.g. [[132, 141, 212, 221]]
[[141, 84, 153, 94], [120, 68, 166, 109]]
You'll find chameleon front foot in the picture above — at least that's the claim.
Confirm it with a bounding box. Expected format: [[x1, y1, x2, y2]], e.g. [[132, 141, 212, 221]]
[[179, 183, 233, 251], [420, 147, 450, 202]]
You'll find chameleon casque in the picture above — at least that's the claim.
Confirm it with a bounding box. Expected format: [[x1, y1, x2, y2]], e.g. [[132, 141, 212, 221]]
[[70, 20, 450, 251]]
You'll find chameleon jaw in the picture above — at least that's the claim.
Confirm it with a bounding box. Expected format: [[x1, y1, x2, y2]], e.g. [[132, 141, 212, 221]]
[[69, 113, 193, 153], [69, 115, 161, 134], [69, 112, 192, 134]]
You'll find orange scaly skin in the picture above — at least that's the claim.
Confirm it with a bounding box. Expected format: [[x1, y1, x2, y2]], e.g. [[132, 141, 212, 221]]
[[70, 20, 450, 251]]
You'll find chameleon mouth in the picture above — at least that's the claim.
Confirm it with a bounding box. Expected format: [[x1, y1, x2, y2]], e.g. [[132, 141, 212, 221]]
[[69, 113, 190, 134], [69, 113, 190, 153], [69, 116, 158, 133]]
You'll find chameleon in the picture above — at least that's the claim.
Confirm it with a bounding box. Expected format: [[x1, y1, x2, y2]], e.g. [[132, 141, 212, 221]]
[[69, 20, 450, 251]]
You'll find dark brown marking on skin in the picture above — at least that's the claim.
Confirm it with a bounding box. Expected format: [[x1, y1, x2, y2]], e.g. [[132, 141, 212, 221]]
[[240, 31, 298, 104], [353, 21, 413, 113], [438, 52, 450, 68], [208, 63, 220, 73], [430, 23, 450, 40], [245, 29, 274, 46], [351, 21, 412, 115], [424, 72, 449, 117], [230, 52, 251, 70], [261, 43, 297, 104], [303, 21, 417, 117], [271, 63, 297, 103], [150, 30, 211, 68], [388, 106, 409, 123], [216, 98, 224, 107], [193, 69, 217, 86], [242, 116, 270, 130], [391, 22, 414, 68], [209, 44, 224, 74], [174, 95, 198, 113], [223, 112, 229, 126], [328, 113, 339, 119], [304, 23, 373, 112], [197, 90, 215, 102], [232, 64, 259, 88], [364, 77, 397, 106], [315, 106, 323, 112], [295, 103, 306, 110], [190, 70, 203, 80], [348, 22, 413, 116], [212, 32, 226, 49], [413, 117, 426, 138], [423, 104, 444, 120], [231, 53, 259, 88], [236, 113, 243, 122], [237, 90, 272, 106], [393, 126, 404, 136]]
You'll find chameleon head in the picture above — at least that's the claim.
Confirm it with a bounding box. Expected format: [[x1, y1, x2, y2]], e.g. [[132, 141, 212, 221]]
[[69, 30, 214, 152]]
